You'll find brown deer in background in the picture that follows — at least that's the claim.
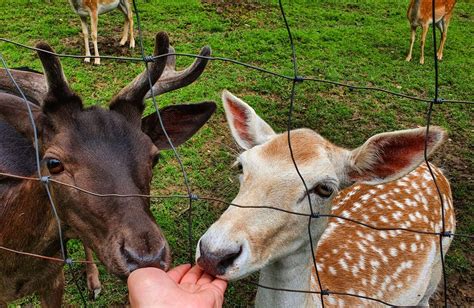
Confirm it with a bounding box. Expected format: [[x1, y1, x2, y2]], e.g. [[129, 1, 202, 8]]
[[0, 32, 215, 305], [69, 0, 135, 65], [406, 0, 457, 64], [197, 91, 455, 307]]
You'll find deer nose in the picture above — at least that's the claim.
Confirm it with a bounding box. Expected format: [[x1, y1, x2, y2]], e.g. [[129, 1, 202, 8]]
[[197, 240, 242, 276], [120, 236, 170, 273]]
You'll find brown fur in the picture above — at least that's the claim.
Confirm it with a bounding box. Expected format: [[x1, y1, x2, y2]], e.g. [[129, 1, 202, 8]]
[[0, 34, 215, 305]]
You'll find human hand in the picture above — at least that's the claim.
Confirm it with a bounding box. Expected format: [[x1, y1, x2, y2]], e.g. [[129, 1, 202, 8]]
[[128, 264, 228, 308]]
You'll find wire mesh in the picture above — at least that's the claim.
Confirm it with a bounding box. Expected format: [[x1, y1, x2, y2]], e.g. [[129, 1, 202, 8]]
[[0, 0, 472, 306]]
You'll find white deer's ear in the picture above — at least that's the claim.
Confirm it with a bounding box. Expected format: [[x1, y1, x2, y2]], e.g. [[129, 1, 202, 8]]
[[346, 127, 447, 185], [222, 90, 276, 150]]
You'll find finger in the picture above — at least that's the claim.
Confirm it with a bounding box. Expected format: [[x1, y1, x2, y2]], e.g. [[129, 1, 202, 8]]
[[196, 271, 213, 285], [167, 263, 192, 283], [211, 278, 228, 294], [179, 264, 204, 284]]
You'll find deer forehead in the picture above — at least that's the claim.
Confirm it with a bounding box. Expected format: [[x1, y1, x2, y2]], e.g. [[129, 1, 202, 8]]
[[245, 129, 342, 170]]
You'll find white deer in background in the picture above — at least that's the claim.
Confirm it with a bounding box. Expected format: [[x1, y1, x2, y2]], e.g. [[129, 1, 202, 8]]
[[69, 0, 135, 65], [197, 90, 455, 307]]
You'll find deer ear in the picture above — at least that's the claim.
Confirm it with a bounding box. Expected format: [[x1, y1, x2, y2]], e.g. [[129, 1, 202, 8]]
[[222, 90, 275, 150], [141, 102, 216, 149], [346, 127, 447, 185], [36, 42, 82, 114]]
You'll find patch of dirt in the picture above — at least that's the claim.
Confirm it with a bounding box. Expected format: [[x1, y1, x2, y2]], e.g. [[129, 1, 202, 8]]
[[60, 29, 135, 60], [201, 0, 266, 15]]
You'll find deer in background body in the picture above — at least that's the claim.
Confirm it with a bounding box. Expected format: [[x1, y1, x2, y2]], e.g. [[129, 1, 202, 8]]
[[406, 0, 457, 64], [0, 32, 215, 305], [69, 0, 135, 65], [197, 91, 455, 307]]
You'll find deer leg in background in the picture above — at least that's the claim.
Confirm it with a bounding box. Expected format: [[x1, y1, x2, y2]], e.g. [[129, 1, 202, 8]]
[[80, 15, 91, 63], [118, 0, 135, 48], [419, 23, 429, 64], [437, 18, 451, 61], [90, 10, 100, 65], [85, 245, 102, 300], [406, 25, 417, 62], [39, 270, 64, 308]]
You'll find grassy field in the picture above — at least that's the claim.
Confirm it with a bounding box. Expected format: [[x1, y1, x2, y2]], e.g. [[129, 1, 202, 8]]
[[1, 0, 473, 306]]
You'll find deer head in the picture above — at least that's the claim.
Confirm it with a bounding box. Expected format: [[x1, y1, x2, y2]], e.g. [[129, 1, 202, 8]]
[[196, 90, 446, 280], [0, 32, 216, 278]]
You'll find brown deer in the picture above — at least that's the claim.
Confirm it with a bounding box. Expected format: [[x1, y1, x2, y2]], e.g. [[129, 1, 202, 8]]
[[0, 32, 216, 306], [406, 0, 457, 64], [69, 0, 135, 65], [197, 91, 455, 307]]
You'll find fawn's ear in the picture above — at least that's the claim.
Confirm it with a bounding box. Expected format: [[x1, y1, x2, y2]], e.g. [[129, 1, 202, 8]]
[[222, 90, 276, 150], [346, 127, 447, 185], [141, 102, 216, 149]]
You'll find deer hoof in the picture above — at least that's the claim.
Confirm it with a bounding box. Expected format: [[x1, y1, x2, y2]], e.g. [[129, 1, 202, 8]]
[[94, 58, 101, 65], [405, 56, 412, 62], [119, 39, 127, 46], [84, 57, 90, 63], [419, 58, 424, 65], [130, 41, 135, 49]]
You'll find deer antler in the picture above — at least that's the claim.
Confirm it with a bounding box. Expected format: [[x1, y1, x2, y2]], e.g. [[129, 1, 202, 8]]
[[109, 32, 170, 125], [0, 68, 47, 105], [144, 45, 211, 99]]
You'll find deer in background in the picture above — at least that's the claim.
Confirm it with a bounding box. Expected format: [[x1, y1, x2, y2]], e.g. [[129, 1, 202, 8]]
[[69, 0, 135, 65], [197, 91, 455, 307], [0, 32, 216, 305], [406, 0, 457, 64]]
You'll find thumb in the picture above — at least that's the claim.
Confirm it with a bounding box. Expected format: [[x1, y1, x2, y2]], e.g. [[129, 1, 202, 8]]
[[128, 267, 174, 307]]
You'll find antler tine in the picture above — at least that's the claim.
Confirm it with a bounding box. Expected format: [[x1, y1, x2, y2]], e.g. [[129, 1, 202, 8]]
[[144, 45, 211, 99], [109, 32, 169, 123], [0, 68, 47, 105]]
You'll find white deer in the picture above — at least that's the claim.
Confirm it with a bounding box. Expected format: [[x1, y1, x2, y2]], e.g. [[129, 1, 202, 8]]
[[197, 90, 455, 307]]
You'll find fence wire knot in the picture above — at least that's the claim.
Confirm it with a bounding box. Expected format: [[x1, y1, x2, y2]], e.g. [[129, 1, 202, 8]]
[[294, 75, 304, 83], [321, 289, 330, 296], [189, 193, 199, 201], [433, 98, 444, 104], [441, 231, 453, 237], [143, 55, 155, 63], [64, 258, 73, 265], [311, 212, 320, 219], [40, 176, 50, 184]]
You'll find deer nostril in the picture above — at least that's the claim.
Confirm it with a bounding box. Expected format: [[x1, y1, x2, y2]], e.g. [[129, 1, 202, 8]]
[[120, 239, 169, 273], [198, 241, 242, 276], [216, 246, 242, 274]]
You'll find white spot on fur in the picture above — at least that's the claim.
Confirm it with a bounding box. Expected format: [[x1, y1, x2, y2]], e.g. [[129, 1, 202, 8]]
[[389, 248, 398, 257]]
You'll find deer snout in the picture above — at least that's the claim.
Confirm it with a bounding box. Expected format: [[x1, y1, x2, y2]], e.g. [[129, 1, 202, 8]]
[[120, 232, 171, 275], [197, 240, 242, 277]]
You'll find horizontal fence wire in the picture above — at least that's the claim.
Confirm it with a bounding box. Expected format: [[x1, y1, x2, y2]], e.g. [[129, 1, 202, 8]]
[[0, 0, 472, 306]]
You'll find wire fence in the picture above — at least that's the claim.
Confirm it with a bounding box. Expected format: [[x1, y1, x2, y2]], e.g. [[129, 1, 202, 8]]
[[0, 0, 472, 306]]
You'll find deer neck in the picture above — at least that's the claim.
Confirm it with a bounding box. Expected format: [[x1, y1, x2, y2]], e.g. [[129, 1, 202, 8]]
[[256, 217, 329, 308], [0, 180, 60, 252]]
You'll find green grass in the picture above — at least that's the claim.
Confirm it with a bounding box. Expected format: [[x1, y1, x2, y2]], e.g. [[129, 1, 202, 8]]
[[1, 0, 473, 306]]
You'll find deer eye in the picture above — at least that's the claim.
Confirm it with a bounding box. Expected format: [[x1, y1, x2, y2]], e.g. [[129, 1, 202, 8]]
[[312, 184, 333, 198], [46, 158, 64, 174]]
